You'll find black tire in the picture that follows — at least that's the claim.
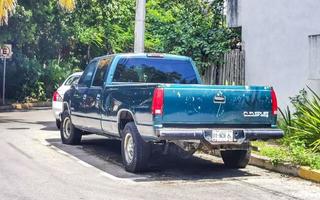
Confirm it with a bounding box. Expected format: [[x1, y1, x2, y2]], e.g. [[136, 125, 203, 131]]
[[60, 110, 82, 145], [56, 119, 61, 129], [121, 122, 151, 173], [221, 149, 251, 168]]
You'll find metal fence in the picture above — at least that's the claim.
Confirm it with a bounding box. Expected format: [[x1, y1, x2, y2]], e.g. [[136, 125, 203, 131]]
[[202, 49, 245, 85]]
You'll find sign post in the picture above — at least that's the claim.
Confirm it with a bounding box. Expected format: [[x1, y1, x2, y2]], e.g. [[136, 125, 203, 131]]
[[2, 58, 6, 105], [0, 44, 13, 105]]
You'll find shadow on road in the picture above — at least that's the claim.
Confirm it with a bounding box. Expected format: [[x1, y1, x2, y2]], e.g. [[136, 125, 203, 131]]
[[46, 136, 260, 182], [38, 121, 58, 131], [0, 115, 58, 131]]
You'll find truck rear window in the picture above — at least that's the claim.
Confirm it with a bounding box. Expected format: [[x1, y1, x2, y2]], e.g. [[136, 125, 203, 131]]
[[113, 58, 199, 84]]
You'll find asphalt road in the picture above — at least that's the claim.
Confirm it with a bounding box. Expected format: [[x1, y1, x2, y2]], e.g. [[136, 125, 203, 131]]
[[0, 108, 319, 200]]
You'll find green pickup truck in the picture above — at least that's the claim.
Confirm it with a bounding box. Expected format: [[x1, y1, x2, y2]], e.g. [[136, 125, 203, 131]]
[[61, 53, 284, 173]]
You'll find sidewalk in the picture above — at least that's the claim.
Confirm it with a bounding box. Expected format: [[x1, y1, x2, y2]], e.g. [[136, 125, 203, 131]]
[[0, 102, 51, 111]]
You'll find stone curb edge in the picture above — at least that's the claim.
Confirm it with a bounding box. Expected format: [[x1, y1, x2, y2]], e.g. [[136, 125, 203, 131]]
[[0, 102, 51, 110], [250, 154, 320, 183]]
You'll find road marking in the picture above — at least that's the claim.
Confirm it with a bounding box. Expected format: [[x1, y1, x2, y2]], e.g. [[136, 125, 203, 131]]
[[41, 140, 50, 146], [99, 172, 135, 183], [39, 139, 137, 184], [77, 160, 93, 168], [57, 149, 70, 156]]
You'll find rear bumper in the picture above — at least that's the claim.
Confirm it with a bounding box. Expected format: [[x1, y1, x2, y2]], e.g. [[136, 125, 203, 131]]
[[243, 129, 284, 140], [157, 128, 284, 142]]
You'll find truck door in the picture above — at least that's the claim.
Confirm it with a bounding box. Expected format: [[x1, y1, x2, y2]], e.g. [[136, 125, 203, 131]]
[[84, 57, 112, 132], [70, 60, 98, 128]]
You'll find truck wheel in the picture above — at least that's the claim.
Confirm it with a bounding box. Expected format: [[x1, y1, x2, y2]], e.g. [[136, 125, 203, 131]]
[[221, 149, 251, 168], [121, 122, 151, 173], [56, 119, 61, 129], [60, 110, 82, 145]]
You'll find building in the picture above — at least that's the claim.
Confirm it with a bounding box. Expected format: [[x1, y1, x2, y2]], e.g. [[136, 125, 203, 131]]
[[226, 0, 320, 108]]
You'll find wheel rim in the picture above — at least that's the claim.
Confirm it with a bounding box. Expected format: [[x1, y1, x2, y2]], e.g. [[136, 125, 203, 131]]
[[124, 133, 134, 164], [63, 117, 71, 139]]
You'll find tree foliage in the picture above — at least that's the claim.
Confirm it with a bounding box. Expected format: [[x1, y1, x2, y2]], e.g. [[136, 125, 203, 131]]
[[0, 0, 236, 102], [146, 0, 236, 73]]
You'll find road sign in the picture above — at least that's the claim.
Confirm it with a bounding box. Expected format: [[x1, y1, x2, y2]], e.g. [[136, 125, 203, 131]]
[[1, 44, 12, 105], [0, 44, 13, 59]]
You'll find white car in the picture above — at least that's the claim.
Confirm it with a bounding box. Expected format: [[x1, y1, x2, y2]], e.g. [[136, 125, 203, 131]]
[[52, 72, 83, 129]]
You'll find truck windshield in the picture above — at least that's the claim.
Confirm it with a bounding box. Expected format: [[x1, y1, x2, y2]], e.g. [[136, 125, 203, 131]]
[[113, 58, 199, 84]]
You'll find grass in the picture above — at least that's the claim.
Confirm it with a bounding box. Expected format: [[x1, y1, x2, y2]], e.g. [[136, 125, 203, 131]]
[[252, 141, 320, 170]]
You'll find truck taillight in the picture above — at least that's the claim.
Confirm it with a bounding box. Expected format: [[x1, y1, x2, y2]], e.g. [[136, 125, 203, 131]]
[[271, 88, 278, 115], [53, 91, 62, 102], [151, 88, 164, 115]]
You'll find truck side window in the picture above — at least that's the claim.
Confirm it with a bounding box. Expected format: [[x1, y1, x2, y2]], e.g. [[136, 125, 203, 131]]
[[92, 57, 112, 87], [78, 61, 97, 87]]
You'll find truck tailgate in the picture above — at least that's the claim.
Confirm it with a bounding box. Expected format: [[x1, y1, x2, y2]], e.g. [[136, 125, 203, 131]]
[[161, 84, 275, 127]]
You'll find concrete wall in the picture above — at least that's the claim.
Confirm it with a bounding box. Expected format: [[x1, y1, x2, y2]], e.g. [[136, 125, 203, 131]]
[[237, 0, 320, 108]]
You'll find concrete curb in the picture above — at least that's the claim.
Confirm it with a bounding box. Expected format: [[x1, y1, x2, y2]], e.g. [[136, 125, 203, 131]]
[[0, 102, 51, 111], [250, 154, 320, 183], [298, 166, 320, 183]]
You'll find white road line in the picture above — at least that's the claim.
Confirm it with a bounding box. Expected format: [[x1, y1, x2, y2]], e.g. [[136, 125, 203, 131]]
[[99, 172, 135, 184], [39, 139, 137, 184], [40, 140, 50, 146], [57, 149, 69, 156], [77, 160, 93, 168]]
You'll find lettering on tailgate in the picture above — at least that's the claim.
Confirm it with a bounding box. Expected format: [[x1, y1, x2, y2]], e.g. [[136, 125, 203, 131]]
[[243, 111, 269, 118]]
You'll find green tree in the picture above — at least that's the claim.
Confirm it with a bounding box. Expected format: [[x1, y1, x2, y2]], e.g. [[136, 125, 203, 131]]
[[145, 0, 237, 73], [0, 0, 237, 102]]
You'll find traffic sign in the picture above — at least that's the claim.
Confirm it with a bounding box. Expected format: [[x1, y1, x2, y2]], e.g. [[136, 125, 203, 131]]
[[1, 44, 12, 105], [0, 44, 13, 59]]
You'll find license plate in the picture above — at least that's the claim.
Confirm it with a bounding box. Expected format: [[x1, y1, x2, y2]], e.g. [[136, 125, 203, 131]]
[[211, 130, 234, 142]]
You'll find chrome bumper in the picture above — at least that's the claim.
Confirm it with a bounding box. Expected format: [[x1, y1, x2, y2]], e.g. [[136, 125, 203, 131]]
[[157, 128, 284, 142]]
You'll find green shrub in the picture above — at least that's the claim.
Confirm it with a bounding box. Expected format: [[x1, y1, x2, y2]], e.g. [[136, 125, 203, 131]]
[[3, 52, 75, 102], [289, 87, 320, 152], [289, 142, 320, 169], [253, 87, 320, 169]]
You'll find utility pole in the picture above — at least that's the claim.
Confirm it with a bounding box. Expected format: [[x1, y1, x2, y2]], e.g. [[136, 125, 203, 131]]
[[134, 0, 146, 53]]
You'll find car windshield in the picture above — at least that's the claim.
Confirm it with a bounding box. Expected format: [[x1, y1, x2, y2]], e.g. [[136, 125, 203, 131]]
[[113, 57, 199, 84]]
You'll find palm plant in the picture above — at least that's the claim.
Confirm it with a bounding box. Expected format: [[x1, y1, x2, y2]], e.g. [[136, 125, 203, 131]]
[[0, 0, 16, 25], [0, 0, 75, 25], [289, 86, 320, 152], [58, 0, 76, 11]]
